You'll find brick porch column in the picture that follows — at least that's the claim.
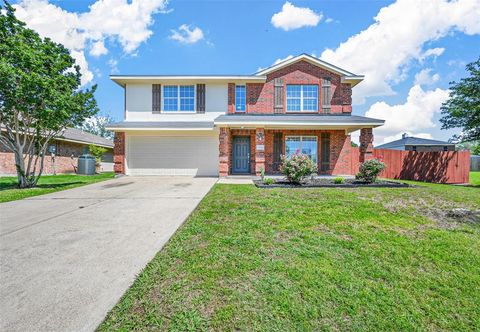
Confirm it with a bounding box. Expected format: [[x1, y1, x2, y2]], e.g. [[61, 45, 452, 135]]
[[219, 127, 230, 177], [113, 132, 125, 174], [255, 128, 265, 176], [359, 128, 374, 163]]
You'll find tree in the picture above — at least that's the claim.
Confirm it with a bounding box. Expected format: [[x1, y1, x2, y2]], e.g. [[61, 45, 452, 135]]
[[440, 57, 480, 142], [79, 114, 114, 140], [0, 2, 98, 188]]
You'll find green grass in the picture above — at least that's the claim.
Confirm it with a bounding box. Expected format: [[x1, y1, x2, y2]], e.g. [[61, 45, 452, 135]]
[[98, 182, 480, 331], [470, 171, 480, 186], [0, 172, 115, 203]]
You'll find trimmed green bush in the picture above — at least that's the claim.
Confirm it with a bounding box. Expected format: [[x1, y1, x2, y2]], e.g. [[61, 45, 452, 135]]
[[356, 159, 385, 183], [333, 177, 345, 184], [280, 154, 318, 184]]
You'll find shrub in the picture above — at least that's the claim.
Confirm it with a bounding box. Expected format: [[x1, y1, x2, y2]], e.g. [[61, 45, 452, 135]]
[[88, 144, 107, 167], [280, 154, 318, 184], [356, 159, 385, 183], [333, 177, 345, 184], [263, 177, 274, 185]]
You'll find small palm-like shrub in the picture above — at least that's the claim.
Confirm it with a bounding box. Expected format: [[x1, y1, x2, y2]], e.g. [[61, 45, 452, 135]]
[[280, 154, 318, 184], [356, 159, 385, 183], [333, 177, 345, 184], [263, 177, 274, 185]]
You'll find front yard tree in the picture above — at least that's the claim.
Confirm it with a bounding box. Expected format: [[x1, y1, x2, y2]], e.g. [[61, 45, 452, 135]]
[[0, 2, 98, 188], [440, 56, 480, 142]]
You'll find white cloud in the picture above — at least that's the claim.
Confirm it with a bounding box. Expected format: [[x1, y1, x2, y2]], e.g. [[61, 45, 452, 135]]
[[366, 84, 449, 144], [320, 0, 480, 104], [274, 55, 294, 65], [169, 24, 204, 44], [420, 47, 445, 60], [90, 40, 108, 57], [414, 68, 440, 86], [325, 18, 334, 24], [271, 2, 322, 31], [107, 58, 119, 74], [13, 0, 169, 85]]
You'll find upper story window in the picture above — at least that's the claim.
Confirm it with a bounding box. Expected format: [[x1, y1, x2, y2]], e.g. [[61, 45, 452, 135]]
[[286, 85, 318, 112], [235, 85, 246, 112], [163, 85, 195, 112]]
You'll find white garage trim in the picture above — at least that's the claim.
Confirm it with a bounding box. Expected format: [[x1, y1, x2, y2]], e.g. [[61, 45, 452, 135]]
[[125, 130, 219, 176]]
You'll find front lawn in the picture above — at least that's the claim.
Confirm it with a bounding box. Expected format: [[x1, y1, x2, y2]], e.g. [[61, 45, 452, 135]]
[[99, 182, 480, 331], [471, 171, 480, 186], [0, 172, 115, 203]]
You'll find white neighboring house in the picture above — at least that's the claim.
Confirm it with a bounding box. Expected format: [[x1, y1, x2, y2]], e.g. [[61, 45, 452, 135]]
[[106, 54, 384, 177]]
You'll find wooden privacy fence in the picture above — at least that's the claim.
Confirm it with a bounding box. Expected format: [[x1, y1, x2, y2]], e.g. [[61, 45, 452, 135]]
[[372, 149, 470, 184]]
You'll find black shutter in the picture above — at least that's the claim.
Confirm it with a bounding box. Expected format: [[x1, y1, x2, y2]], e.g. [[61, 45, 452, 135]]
[[196, 84, 205, 113], [322, 78, 331, 114], [274, 78, 284, 114], [273, 133, 283, 171], [152, 84, 161, 114], [321, 133, 330, 171]]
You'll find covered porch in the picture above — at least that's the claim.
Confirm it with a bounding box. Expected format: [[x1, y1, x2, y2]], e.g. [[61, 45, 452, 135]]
[[215, 115, 383, 177]]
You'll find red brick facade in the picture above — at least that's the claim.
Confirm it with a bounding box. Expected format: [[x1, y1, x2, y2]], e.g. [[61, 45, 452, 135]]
[[359, 128, 374, 162], [227, 60, 352, 115], [218, 128, 360, 176], [114, 132, 125, 174]]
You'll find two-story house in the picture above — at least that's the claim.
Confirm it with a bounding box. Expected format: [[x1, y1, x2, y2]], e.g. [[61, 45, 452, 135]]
[[106, 54, 384, 177]]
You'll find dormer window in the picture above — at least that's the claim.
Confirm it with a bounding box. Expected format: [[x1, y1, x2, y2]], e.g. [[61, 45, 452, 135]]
[[286, 85, 318, 112], [163, 85, 195, 112]]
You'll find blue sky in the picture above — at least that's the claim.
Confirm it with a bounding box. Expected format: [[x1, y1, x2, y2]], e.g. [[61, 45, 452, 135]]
[[12, 0, 480, 144]]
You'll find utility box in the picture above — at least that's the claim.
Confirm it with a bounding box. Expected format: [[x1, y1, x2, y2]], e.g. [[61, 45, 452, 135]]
[[77, 154, 96, 175]]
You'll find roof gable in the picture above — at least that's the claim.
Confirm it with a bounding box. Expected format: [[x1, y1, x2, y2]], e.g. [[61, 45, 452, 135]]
[[255, 54, 364, 86]]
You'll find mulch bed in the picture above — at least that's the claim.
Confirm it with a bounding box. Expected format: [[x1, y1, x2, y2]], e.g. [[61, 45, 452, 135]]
[[254, 178, 411, 188]]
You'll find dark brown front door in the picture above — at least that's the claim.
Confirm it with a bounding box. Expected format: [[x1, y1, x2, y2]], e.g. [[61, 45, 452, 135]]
[[232, 136, 250, 173]]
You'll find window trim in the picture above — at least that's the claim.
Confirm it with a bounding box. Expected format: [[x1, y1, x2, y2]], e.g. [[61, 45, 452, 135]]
[[235, 85, 246, 112], [286, 84, 319, 113], [285, 135, 318, 163], [161, 84, 196, 113]]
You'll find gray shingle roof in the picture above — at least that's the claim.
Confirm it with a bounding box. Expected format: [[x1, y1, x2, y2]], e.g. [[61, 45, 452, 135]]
[[376, 136, 454, 149], [60, 128, 113, 148]]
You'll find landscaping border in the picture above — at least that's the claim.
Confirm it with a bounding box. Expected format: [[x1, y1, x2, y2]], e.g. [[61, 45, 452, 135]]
[[254, 179, 411, 189]]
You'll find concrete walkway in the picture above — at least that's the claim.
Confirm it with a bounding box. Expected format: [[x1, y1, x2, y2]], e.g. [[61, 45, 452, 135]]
[[0, 176, 217, 332]]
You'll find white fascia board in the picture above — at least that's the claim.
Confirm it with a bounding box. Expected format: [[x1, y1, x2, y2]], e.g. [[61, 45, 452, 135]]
[[110, 75, 266, 86], [105, 126, 214, 132], [214, 121, 383, 128], [341, 76, 364, 87]]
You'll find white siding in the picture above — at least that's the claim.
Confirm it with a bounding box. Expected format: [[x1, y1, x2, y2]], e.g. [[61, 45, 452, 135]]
[[125, 131, 219, 176], [125, 82, 228, 121], [126, 83, 152, 114], [205, 83, 228, 112]]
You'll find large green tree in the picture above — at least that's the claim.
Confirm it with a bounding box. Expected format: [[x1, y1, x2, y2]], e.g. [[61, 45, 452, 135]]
[[440, 57, 480, 142], [0, 2, 98, 188]]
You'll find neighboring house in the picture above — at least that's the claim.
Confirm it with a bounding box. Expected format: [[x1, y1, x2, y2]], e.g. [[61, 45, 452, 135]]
[[376, 133, 456, 152], [0, 128, 114, 175], [106, 54, 384, 177]]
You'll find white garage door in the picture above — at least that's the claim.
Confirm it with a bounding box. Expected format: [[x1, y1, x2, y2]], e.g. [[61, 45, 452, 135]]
[[126, 134, 219, 176]]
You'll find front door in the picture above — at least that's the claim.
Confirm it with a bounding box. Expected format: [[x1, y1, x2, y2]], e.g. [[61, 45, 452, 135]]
[[232, 136, 250, 174]]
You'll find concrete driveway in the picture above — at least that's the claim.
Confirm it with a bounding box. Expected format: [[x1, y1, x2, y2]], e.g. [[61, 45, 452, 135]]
[[0, 176, 217, 332]]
